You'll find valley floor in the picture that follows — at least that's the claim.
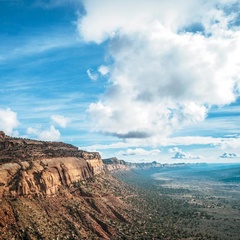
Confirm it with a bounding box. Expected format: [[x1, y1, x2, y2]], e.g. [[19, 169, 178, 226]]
[[114, 164, 240, 240]]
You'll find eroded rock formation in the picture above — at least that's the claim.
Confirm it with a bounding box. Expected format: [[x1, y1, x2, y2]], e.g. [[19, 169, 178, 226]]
[[80, 151, 104, 175], [103, 157, 130, 172], [0, 132, 104, 197]]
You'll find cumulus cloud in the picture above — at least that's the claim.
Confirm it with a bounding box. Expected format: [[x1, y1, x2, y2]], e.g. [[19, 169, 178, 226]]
[[51, 114, 69, 128], [98, 65, 109, 75], [0, 108, 19, 136], [219, 152, 240, 158], [27, 125, 61, 141], [79, 0, 240, 142], [87, 69, 98, 81], [213, 137, 240, 149], [118, 148, 161, 156], [171, 148, 201, 159]]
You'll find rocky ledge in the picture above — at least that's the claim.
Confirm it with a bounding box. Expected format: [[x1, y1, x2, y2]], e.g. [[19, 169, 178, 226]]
[[0, 131, 104, 198], [103, 157, 163, 172]]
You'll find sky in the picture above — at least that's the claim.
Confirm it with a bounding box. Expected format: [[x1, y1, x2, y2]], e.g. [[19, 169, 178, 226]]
[[1, 0, 240, 163]]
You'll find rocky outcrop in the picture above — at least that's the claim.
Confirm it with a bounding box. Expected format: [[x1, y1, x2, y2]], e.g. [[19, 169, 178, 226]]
[[82, 151, 104, 175], [0, 132, 104, 197], [103, 158, 163, 172], [0, 131, 5, 139], [103, 158, 130, 172], [0, 173, 137, 240], [0, 157, 94, 197]]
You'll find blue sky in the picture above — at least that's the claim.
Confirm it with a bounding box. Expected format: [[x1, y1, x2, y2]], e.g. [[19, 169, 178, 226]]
[[1, 0, 240, 163]]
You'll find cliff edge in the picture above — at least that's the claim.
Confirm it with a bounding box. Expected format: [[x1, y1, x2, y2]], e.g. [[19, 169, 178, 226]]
[[0, 132, 104, 197]]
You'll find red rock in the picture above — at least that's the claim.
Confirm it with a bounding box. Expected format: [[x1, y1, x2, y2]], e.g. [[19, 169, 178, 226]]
[[0, 132, 104, 197]]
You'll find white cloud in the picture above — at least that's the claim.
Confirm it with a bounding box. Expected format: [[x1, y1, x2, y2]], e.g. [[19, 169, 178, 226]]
[[27, 127, 38, 135], [219, 152, 240, 158], [98, 65, 109, 75], [212, 137, 240, 149], [27, 125, 61, 141], [0, 108, 19, 136], [83, 135, 240, 152], [169, 147, 181, 153], [171, 148, 202, 159], [79, 0, 240, 142], [51, 114, 69, 128], [118, 148, 161, 156], [79, 0, 240, 43], [87, 69, 98, 81]]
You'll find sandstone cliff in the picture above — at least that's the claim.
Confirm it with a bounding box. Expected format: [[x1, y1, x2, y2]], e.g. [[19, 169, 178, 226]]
[[0, 132, 139, 240], [103, 157, 130, 172], [0, 132, 104, 197], [0, 173, 136, 240], [103, 157, 163, 172]]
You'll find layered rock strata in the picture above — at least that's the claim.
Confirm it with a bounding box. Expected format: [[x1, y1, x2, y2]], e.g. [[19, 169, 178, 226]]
[[0, 132, 104, 197], [103, 157, 130, 172]]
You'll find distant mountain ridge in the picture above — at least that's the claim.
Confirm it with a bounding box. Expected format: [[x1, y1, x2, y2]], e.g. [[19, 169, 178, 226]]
[[103, 157, 191, 171]]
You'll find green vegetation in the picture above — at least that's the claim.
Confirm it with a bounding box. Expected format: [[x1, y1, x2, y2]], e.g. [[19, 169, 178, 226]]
[[114, 167, 240, 240]]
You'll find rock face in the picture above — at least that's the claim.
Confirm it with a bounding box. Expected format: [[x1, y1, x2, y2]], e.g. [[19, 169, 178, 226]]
[[103, 157, 130, 172], [0, 173, 136, 240], [82, 151, 104, 175], [0, 132, 104, 197], [103, 158, 163, 171]]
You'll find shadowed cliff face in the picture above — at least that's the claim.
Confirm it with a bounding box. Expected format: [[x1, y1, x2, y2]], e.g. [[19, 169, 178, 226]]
[[0, 132, 103, 197]]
